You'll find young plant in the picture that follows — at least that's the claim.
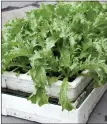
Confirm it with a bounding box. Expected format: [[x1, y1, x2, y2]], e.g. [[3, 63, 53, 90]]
[[2, 1, 107, 111]]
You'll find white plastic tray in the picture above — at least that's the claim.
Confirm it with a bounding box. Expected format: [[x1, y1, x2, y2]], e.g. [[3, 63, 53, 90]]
[[2, 83, 107, 123], [2, 71, 92, 101]]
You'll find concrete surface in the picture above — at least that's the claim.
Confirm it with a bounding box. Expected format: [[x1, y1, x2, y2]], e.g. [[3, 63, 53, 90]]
[[87, 90, 107, 123], [1, 1, 57, 9], [2, 116, 36, 124], [1, 2, 37, 8], [1, 1, 107, 124]]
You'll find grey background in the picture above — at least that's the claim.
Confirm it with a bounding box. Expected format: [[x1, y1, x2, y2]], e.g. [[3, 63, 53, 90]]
[[1, 1, 107, 123]]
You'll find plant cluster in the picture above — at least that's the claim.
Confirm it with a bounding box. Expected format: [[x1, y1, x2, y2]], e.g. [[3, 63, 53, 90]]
[[2, 1, 107, 110]]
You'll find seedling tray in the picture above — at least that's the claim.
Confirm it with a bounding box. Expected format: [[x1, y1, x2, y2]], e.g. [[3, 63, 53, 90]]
[[2, 83, 107, 123], [2, 71, 107, 123], [2, 71, 92, 101]]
